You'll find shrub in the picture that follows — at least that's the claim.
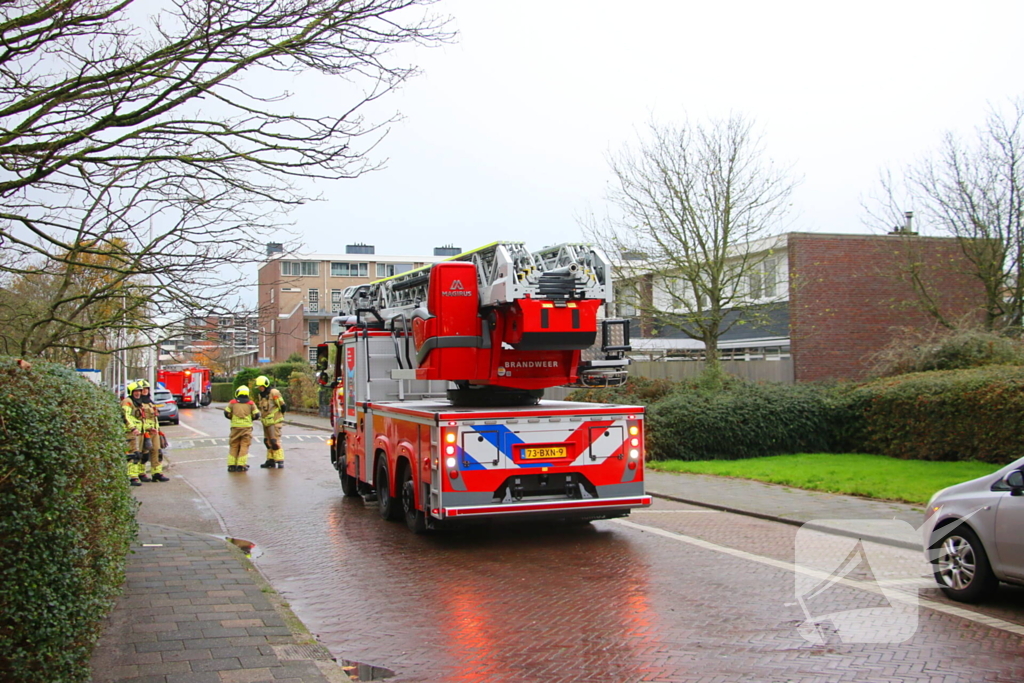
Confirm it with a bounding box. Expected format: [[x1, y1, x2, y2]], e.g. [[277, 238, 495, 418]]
[[0, 357, 137, 683], [844, 365, 1024, 464], [871, 327, 1024, 377], [210, 382, 234, 402], [232, 367, 262, 391], [287, 371, 319, 410], [645, 379, 842, 461], [566, 376, 677, 405]]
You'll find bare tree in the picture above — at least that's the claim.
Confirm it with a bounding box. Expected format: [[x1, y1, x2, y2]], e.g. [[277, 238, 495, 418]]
[[865, 98, 1024, 332], [0, 0, 451, 357], [588, 115, 796, 373]]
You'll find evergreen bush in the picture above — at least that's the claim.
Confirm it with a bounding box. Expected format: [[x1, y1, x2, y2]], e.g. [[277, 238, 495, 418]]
[[210, 382, 234, 402], [0, 357, 137, 682], [844, 365, 1024, 464], [566, 376, 677, 405], [645, 379, 841, 461]]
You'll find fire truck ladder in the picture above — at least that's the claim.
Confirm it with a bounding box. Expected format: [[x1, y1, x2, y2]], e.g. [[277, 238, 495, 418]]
[[339, 242, 631, 387]]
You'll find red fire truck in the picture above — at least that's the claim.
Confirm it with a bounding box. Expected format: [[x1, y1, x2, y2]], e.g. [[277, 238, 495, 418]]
[[319, 242, 650, 533], [157, 365, 212, 408]]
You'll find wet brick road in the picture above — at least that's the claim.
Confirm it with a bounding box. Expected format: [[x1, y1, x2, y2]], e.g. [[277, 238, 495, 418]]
[[138, 408, 1024, 683]]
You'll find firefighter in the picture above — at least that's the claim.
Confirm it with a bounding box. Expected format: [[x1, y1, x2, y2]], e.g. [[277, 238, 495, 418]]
[[224, 385, 261, 472], [254, 375, 287, 469], [137, 380, 170, 482], [121, 382, 145, 486]]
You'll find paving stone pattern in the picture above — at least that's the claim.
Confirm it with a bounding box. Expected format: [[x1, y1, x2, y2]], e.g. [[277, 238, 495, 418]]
[[90, 524, 339, 683]]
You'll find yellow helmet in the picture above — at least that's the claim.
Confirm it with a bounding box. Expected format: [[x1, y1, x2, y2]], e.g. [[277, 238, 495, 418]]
[[255, 375, 271, 388], [127, 381, 140, 394], [136, 379, 151, 389], [235, 386, 250, 398]]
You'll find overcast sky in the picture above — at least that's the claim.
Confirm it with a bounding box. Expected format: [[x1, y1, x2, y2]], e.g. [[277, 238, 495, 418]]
[[283, 0, 1024, 259]]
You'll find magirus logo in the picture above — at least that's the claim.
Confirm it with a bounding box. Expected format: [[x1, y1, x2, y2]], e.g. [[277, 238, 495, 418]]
[[442, 279, 473, 297]]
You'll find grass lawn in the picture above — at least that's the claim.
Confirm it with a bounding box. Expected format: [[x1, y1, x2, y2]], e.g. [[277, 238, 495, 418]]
[[647, 453, 1006, 505]]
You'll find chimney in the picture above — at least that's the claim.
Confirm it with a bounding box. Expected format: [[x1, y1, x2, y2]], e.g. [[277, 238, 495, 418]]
[[266, 242, 284, 256], [433, 244, 462, 257], [888, 211, 917, 236]]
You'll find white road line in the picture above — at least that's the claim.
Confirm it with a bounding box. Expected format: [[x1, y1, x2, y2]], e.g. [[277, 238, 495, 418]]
[[176, 422, 210, 437], [169, 457, 223, 465], [611, 518, 1024, 638], [633, 509, 723, 514]]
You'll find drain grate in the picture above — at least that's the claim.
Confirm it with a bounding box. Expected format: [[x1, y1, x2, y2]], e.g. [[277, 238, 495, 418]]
[[273, 643, 334, 661]]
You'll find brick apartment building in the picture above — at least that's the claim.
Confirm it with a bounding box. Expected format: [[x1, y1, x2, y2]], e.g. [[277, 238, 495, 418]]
[[623, 232, 985, 382], [257, 243, 457, 364]]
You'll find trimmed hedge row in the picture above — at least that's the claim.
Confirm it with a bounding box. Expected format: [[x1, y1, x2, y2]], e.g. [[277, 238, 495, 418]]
[[572, 366, 1024, 465], [645, 379, 842, 460], [844, 365, 1024, 464], [0, 357, 137, 682]]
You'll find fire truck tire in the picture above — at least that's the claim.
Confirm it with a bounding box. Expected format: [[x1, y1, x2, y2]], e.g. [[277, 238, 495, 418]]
[[376, 459, 400, 521], [401, 468, 427, 534], [339, 462, 359, 498]]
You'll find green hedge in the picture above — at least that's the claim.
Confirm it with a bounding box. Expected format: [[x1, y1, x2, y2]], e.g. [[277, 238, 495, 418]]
[[566, 376, 677, 406], [643, 379, 842, 461], [210, 382, 234, 402], [0, 357, 137, 682], [844, 365, 1024, 464]]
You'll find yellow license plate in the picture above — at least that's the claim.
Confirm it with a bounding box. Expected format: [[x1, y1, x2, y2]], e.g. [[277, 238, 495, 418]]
[[522, 446, 567, 460]]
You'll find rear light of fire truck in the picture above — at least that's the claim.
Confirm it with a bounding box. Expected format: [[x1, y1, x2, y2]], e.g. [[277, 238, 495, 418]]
[[627, 416, 643, 470], [442, 424, 459, 478]]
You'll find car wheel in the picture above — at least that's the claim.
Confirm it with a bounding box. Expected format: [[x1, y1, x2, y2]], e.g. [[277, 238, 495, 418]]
[[376, 459, 400, 521], [932, 524, 998, 603], [401, 467, 427, 534], [339, 459, 359, 498], [171, 418, 179, 425]]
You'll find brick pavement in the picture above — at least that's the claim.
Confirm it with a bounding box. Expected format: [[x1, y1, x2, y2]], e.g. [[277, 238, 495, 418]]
[[90, 524, 346, 683]]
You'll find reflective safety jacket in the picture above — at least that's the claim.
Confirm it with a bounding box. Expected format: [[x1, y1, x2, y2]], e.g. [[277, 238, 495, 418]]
[[121, 397, 144, 432], [224, 398, 261, 428], [257, 388, 285, 426], [140, 398, 159, 432]]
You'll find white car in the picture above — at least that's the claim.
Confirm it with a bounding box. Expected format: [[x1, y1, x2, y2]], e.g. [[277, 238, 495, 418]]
[[922, 456, 1024, 602]]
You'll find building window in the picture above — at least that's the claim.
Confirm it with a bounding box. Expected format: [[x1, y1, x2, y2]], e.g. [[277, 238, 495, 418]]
[[748, 257, 778, 300], [282, 261, 319, 277], [308, 347, 318, 364], [331, 289, 343, 312], [308, 288, 319, 311], [376, 263, 413, 278], [331, 262, 368, 277], [308, 320, 320, 337]]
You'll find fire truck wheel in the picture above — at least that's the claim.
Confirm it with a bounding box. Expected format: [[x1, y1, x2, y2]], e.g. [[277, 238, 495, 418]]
[[376, 459, 400, 521], [401, 468, 427, 534], [339, 461, 359, 498]]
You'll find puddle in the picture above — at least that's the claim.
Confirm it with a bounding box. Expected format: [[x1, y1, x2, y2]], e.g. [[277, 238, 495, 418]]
[[224, 536, 263, 559], [340, 660, 395, 681]]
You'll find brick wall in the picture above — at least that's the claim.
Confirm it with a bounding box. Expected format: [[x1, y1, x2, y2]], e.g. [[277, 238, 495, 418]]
[[787, 233, 984, 382]]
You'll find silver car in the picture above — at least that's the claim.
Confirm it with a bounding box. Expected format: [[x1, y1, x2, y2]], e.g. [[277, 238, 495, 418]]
[[922, 456, 1024, 602], [152, 388, 180, 425]]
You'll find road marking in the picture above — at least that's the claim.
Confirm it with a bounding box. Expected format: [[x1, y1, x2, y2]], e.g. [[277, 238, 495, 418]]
[[177, 422, 210, 437], [633, 509, 723, 514], [611, 518, 1024, 638]]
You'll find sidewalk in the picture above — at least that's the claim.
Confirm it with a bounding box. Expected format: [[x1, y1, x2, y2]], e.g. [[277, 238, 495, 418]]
[[90, 524, 347, 683], [90, 412, 927, 681]]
